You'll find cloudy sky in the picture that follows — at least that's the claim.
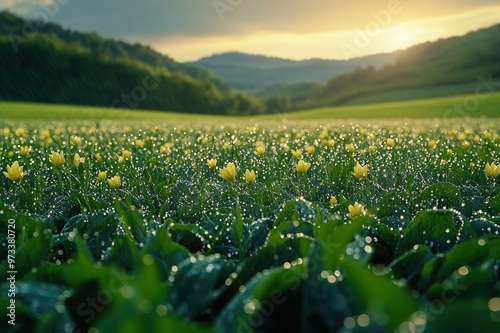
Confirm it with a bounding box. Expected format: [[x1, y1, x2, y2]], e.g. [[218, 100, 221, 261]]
[[2, 0, 500, 62]]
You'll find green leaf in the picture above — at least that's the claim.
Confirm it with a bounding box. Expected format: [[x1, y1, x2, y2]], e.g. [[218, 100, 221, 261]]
[[397, 210, 459, 255], [419, 182, 461, 209], [216, 264, 306, 333], [488, 192, 500, 214], [317, 216, 374, 271], [341, 257, 419, 332]]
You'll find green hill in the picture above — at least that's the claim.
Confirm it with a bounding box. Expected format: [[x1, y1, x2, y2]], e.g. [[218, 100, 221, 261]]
[[304, 23, 500, 108], [189, 51, 398, 90], [0, 11, 263, 115]]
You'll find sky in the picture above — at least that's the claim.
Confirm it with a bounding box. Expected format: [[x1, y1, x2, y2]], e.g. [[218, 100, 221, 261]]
[[1, 0, 500, 62]]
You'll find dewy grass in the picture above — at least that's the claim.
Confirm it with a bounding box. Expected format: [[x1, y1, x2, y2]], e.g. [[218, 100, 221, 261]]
[[0, 117, 499, 332]]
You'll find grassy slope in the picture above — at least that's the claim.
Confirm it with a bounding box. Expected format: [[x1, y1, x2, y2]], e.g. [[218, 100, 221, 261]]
[[1, 91, 499, 122]]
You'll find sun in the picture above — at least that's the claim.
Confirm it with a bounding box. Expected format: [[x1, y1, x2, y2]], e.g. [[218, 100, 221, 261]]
[[383, 26, 418, 50]]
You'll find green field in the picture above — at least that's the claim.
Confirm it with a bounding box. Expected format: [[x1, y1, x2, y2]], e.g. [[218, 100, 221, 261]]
[[1, 91, 500, 122], [1, 98, 500, 333]]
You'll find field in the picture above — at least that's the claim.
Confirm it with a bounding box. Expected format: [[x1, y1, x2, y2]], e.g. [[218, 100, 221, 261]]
[[1, 99, 500, 333]]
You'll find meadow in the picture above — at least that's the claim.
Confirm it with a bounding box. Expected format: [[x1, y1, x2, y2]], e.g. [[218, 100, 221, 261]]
[[1, 99, 500, 332]]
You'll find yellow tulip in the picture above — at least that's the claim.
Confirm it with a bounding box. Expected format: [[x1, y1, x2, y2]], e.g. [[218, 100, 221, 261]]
[[97, 171, 107, 181], [70, 136, 82, 146], [305, 145, 315, 154], [122, 149, 132, 160], [3, 161, 24, 182], [329, 196, 338, 206], [108, 175, 121, 189], [428, 140, 436, 148], [295, 160, 311, 174], [3, 127, 11, 136], [49, 151, 65, 166], [368, 145, 376, 153], [348, 202, 364, 218], [386, 138, 395, 147], [346, 144, 355, 153], [245, 169, 256, 184], [485, 162, 500, 179], [135, 139, 144, 148], [207, 158, 217, 169], [73, 153, 85, 168], [352, 162, 368, 179], [219, 162, 237, 182], [291, 149, 302, 159], [254, 145, 266, 156], [319, 130, 328, 140], [327, 139, 336, 147], [19, 146, 29, 155], [15, 128, 26, 137], [95, 153, 102, 162]]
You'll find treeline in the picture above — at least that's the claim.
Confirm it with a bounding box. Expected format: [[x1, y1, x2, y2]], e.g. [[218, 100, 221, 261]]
[[0, 11, 264, 115]]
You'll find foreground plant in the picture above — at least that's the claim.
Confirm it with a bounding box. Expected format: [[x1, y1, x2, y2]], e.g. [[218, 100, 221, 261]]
[[219, 162, 237, 182], [3, 161, 25, 182], [485, 162, 500, 179], [352, 162, 368, 179], [49, 151, 65, 166]]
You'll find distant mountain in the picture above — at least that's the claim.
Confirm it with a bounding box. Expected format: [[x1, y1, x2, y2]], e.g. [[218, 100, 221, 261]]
[[304, 23, 500, 108], [0, 11, 263, 115], [189, 51, 399, 90]]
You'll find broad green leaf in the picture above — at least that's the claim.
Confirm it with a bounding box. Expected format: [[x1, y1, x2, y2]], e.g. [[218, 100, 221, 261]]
[[341, 257, 419, 332], [397, 210, 460, 255]]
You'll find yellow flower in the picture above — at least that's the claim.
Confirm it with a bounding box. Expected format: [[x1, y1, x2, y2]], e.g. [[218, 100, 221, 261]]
[[135, 139, 144, 148], [319, 130, 328, 140], [483, 132, 491, 140], [295, 160, 311, 174], [3, 161, 25, 182], [108, 175, 121, 189], [462, 141, 470, 149], [329, 196, 338, 206], [95, 153, 102, 162], [245, 169, 256, 183], [291, 149, 302, 159], [97, 171, 107, 181], [368, 145, 376, 153], [3, 127, 11, 136], [305, 145, 315, 154], [49, 151, 65, 166], [352, 162, 368, 179], [19, 146, 29, 155], [346, 144, 355, 153], [7, 151, 14, 158], [15, 128, 26, 137], [254, 145, 266, 156], [457, 134, 466, 142], [219, 162, 237, 182], [485, 162, 500, 179], [386, 138, 395, 147], [326, 139, 336, 147], [428, 140, 436, 148], [73, 153, 85, 168], [70, 136, 82, 145], [207, 158, 217, 169], [122, 149, 132, 160], [447, 149, 453, 156], [348, 202, 365, 218]]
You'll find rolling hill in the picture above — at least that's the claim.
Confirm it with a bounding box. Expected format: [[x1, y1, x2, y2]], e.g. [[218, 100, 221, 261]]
[[303, 23, 500, 108], [0, 11, 263, 115], [189, 51, 399, 90]]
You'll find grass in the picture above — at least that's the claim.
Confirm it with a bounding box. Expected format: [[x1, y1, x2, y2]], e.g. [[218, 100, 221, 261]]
[[1, 91, 500, 122], [1, 97, 500, 332]]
